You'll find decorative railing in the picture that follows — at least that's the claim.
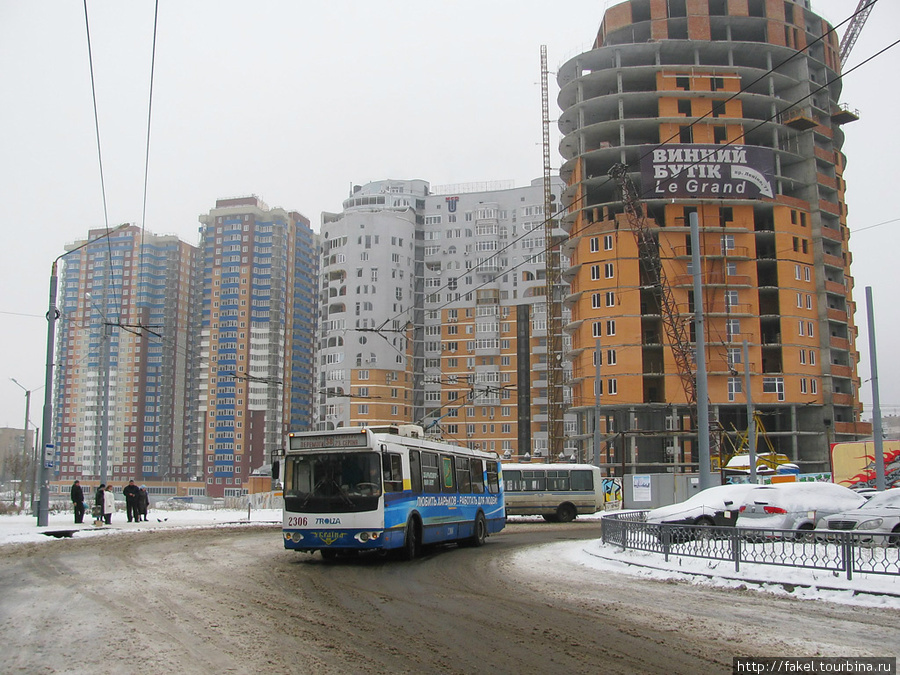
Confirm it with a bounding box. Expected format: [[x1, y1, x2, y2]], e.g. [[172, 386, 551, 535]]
[[601, 511, 900, 580]]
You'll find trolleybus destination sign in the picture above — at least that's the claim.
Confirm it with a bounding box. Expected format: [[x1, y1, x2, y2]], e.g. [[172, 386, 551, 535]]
[[641, 144, 775, 199]]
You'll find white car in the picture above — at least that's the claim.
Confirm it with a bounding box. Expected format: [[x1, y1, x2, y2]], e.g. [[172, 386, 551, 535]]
[[646, 483, 760, 527], [735, 482, 866, 536], [817, 488, 900, 544]]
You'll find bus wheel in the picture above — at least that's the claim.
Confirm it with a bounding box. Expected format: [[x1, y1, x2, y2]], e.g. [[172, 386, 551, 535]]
[[321, 549, 337, 561], [542, 514, 558, 523], [556, 504, 576, 523], [402, 516, 420, 561], [464, 512, 487, 547]]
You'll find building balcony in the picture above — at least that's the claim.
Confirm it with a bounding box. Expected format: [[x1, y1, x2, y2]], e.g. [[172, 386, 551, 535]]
[[826, 307, 848, 323], [830, 364, 852, 379]]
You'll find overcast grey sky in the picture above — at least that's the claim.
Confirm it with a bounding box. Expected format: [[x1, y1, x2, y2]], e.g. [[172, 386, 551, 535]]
[[1, 1, 897, 433]]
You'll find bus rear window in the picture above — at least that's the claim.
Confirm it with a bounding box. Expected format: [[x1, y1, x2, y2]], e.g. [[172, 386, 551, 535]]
[[571, 469, 594, 491]]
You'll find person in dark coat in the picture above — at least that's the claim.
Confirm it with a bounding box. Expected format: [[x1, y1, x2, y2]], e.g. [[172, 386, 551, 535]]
[[137, 485, 149, 521], [122, 479, 140, 523], [93, 483, 106, 525], [71, 480, 85, 524]]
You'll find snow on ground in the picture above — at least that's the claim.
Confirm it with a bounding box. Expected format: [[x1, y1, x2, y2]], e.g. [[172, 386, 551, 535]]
[[3, 510, 898, 609], [0, 507, 282, 546]]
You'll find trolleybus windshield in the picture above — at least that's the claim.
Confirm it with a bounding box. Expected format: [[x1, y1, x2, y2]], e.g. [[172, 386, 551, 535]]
[[284, 452, 382, 513]]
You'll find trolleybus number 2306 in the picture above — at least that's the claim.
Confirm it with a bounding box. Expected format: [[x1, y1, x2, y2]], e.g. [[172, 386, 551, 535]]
[[279, 425, 505, 560]]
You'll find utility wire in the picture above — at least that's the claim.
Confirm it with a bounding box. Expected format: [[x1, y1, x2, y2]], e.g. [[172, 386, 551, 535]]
[[367, 0, 878, 338]]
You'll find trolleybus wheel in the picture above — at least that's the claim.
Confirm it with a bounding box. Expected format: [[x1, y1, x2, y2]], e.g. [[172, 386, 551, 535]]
[[402, 516, 420, 560], [464, 512, 487, 547]]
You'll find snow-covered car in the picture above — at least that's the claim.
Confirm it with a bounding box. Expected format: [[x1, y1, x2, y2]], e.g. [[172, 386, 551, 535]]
[[817, 488, 900, 544], [646, 483, 760, 527], [735, 482, 866, 536]]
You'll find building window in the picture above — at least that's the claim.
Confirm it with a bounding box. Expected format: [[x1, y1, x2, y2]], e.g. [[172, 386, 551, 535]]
[[592, 321, 602, 338], [607, 379, 618, 395], [604, 263, 614, 279], [590, 264, 601, 281], [607, 349, 617, 365], [605, 291, 615, 307], [603, 235, 613, 251], [800, 378, 808, 394], [728, 377, 742, 402], [589, 237, 599, 253], [606, 320, 616, 336], [763, 377, 785, 401], [592, 293, 602, 309], [726, 319, 740, 340]]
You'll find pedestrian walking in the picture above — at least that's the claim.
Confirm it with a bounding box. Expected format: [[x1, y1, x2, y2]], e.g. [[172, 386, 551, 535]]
[[71, 480, 85, 524], [93, 483, 106, 524], [123, 479, 140, 523], [102, 484, 115, 525], [138, 485, 149, 521]]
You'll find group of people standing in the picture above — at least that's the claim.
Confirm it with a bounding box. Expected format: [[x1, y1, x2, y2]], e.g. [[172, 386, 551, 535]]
[[69, 479, 149, 525]]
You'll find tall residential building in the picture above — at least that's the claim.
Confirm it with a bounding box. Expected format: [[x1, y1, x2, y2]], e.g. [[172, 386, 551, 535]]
[[557, 0, 869, 474], [55, 226, 198, 483], [318, 178, 575, 459], [197, 196, 318, 498]]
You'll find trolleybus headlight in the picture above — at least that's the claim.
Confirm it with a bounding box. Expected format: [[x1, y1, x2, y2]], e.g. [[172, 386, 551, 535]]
[[291, 532, 304, 542], [354, 531, 382, 542]]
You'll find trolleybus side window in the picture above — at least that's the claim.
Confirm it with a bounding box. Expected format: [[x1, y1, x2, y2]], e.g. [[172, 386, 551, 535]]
[[456, 456, 472, 494], [470, 458, 485, 494], [503, 470, 523, 492], [441, 455, 456, 493], [571, 469, 594, 491], [422, 452, 441, 493], [409, 450, 422, 493], [382, 453, 403, 492], [487, 461, 501, 494]]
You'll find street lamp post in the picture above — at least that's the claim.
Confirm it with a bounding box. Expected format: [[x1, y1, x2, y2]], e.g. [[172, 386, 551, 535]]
[[10, 378, 31, 512], [36, 224, 128, 527]]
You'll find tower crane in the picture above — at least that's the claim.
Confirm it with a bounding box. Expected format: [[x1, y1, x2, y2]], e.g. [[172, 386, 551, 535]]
[[608, 163, 720, 469], [541, 45, 565, 461], [839, 0, 875, 66]]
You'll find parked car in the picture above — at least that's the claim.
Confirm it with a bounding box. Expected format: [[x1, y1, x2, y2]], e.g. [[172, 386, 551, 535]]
[[736, 482, 866, 537], [817, 488, 900, 544], [646, 483, 760, 527]]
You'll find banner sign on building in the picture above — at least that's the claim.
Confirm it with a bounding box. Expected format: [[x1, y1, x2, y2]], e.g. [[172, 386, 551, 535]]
[[642, 144, 775, 199]]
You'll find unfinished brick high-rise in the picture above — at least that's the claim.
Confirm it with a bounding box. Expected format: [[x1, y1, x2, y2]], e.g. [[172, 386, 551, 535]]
[[558, 0, 870, 474]]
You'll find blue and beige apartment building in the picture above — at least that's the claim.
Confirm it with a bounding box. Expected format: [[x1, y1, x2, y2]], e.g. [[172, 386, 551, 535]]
[[51, 197, 318, 498], [55, 225, 197, 484], [197, 197, 317, 497]]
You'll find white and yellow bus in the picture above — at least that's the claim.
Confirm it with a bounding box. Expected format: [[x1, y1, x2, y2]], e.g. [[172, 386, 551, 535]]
[[502, 463, 606, 522]]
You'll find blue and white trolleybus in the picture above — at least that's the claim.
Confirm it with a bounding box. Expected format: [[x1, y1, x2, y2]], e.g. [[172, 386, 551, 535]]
[[280, 425, 505, 559]]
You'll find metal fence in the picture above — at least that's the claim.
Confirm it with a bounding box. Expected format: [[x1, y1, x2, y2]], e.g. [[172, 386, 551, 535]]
[[601, 511, 900, 580]]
